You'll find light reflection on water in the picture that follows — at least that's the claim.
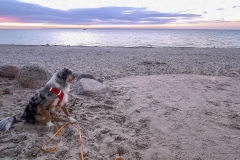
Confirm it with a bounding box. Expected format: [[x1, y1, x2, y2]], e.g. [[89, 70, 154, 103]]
[[0, 29, 239, 48]]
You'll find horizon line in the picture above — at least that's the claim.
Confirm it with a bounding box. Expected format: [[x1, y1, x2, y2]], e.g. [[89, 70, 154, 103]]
[[0, 27, 240, 30]]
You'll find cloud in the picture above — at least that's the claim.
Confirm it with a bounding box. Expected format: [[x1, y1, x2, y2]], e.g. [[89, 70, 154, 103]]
[[232, 5, 240, 8], [0, 0, 201, 25]]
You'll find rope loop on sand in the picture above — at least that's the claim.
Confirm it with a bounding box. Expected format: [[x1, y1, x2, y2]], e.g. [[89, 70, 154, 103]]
[[42, 122, 84, 160]]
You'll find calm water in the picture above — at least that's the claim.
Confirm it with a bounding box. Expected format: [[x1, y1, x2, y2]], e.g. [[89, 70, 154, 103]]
[[0, 29, 239, 48]]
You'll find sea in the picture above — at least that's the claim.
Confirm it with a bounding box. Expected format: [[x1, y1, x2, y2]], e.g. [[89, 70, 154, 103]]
[[0, 29, 239, 48]]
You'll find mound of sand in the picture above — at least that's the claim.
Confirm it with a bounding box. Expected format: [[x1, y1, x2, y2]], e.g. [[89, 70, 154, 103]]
[[0, 65, 19, 78], [16, 65, 52, 89]]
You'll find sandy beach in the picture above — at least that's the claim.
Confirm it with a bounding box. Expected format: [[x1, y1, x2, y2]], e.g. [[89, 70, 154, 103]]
[[0, 45, 240, 160]]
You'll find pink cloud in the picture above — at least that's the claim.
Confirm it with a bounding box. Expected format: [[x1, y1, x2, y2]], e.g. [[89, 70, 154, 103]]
[[0, 16, 17, 23]]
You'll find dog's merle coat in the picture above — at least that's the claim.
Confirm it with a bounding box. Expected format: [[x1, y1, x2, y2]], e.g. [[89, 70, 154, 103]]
[[0, 68, 75, 131]]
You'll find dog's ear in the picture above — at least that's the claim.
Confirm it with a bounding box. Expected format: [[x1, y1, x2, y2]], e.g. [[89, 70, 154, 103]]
[[58, 68, 72, 78], [63, 68, 72, 75], [62, 68, 69, 77]]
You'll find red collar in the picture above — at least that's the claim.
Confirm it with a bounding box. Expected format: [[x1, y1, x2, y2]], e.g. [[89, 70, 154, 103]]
[[49, 87, 64, 107]]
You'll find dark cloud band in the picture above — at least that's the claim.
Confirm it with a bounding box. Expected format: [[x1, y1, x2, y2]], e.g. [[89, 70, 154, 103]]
[[0, 0, 201, 25]]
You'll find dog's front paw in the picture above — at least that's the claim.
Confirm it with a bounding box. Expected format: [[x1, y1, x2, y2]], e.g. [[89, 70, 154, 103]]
[[69, 117, 77, 122], [46, 121, 54, 127]]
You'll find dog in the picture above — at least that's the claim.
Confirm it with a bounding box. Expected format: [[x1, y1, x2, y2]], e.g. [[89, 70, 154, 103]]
[[0, 67, 77, 131]]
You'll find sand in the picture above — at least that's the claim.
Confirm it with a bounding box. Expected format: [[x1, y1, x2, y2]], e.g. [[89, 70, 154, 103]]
[[0, 45, 240, 160]]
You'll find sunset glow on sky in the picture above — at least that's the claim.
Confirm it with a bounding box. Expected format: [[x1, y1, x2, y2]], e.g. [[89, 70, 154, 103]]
[[0, 0, 240, 29]]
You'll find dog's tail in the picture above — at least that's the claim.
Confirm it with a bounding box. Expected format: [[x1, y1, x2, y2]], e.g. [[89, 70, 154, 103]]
[[0, 115, 22, 132]]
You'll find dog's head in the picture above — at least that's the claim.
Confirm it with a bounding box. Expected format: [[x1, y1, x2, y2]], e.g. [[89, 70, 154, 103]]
[[56, 68, 75, 84]]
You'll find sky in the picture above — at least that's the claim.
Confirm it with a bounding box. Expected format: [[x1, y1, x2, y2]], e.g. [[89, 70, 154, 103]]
[[0, 0, 240, 29]]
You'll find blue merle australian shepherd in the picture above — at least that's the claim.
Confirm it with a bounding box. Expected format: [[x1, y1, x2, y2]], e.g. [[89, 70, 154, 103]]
[[0, 68, 77, 131]]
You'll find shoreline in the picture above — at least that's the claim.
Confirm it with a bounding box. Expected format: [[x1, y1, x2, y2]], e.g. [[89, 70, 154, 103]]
[[1, 44, 240, 49]]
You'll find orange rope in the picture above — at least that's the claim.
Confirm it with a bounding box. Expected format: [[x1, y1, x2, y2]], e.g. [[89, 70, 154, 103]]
[[42, 122, 84, 160]]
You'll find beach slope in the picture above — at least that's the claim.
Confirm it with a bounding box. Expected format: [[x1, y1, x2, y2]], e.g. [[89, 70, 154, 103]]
[[0, 46, 240, 159]]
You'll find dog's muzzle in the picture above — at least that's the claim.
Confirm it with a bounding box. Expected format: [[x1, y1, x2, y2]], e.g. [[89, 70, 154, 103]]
[[67, 74, 75, 83]]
